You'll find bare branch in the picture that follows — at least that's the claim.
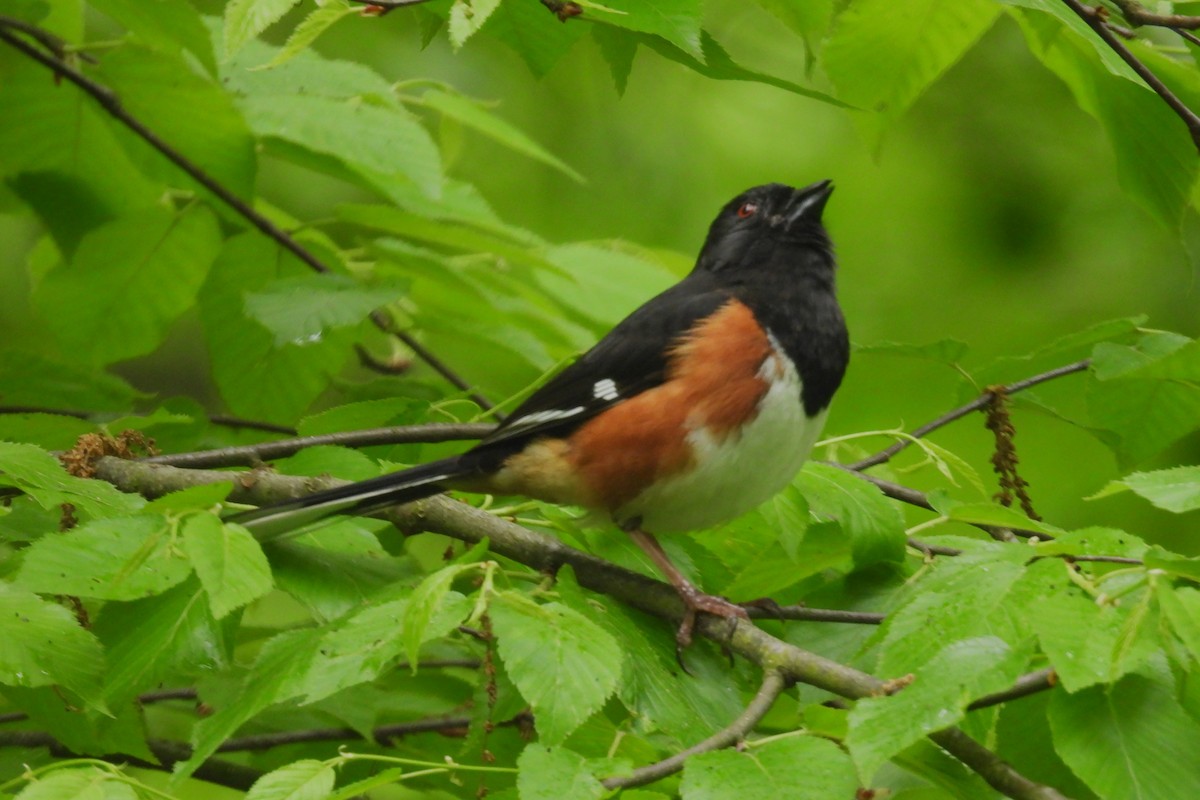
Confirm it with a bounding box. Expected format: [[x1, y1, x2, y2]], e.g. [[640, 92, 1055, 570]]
[[968, 668, 1057, 710], [1111, 0, 1200, 30], [601, 671, 788, 790]]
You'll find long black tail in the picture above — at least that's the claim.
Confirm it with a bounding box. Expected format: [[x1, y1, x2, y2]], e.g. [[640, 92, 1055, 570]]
[[227, 455, 468, 541]]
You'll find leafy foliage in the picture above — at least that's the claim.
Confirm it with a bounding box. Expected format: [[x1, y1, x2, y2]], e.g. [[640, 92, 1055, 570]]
[[1, 1, 1200, 799]]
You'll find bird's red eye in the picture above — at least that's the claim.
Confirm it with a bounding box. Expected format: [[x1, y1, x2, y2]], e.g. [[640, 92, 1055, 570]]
[[737, 202, 758, 219]]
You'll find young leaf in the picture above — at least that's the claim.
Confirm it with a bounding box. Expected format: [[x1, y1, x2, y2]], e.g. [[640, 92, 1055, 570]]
[[681, 735, 858, 799], [16, 514, 192, 601], [846, 636, 1027, 781], [245, 759, 336, 800], [260, 0, 357, 69], [225, 0, 300, 57], [448, 0, 502, 50], [0, 441, 143, 519], [403, 563, 478, 667], [517, 745, 606, 800], [490, 591, 622, 744], [1050, 673, 1200, 799], [243, 274, 409, 347], [1098, 466, 1200, 514], [182, 515, 273, 618], [0, 584, 105, 708]]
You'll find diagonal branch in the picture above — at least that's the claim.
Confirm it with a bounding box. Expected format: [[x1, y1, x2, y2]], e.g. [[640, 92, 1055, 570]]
[[1111, 0, 1200, 30], [1059, 0, 1200, 151], [0, 20, 495, 413], [601, 670, 788, 790], [93, 456, 1068, 800]]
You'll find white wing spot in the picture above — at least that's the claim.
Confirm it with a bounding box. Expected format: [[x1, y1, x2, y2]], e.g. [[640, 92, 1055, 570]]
[[593, 378, 619, 401]]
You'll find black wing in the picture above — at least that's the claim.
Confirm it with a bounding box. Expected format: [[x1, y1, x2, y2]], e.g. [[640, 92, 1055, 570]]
[[475, 270, 730, 450]]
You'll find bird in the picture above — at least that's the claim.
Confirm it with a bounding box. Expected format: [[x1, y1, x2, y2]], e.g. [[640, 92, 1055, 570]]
[[230, 180, 850, 646]]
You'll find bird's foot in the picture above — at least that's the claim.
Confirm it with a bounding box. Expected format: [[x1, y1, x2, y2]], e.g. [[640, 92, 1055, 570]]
[[673, 581, 749, 649]]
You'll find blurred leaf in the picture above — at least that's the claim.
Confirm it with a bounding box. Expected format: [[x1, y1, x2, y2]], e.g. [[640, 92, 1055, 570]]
[[13, 767, 138, 800], [592, 25, 638, 94], [1144, 546, 1200, 584], [239, 93, 441, 198], [0, 584, 105, 707], [243, 274, 408, 347], [245, 760, 336, 800], [0, 413, 94, 452], [88, 0, 217, 75], [145, 482, 235, 513], [183, 516, 273, 618], [225, 0, 299, 57], [1049, 673, 1200, 799], [485, 0, 590, 75], [824, 0, 999, 123], [847, 637, 1027, 781], [422, 89, 583, 181], [260, 0, 356, 69], [796, 463, 906, 568], [517, 745, 606, 800], [97, 45, 257, 200], [34, 205, 221, 366], [1157, 584, 1200, 662], [856, 338, 969, 365], [891, 738, 1001, 800], [297, 397, 429, 436], [268, 531, 411, 621], [491, 591, 622, 744], [536, 243, 677, 332], [403, 563, 477, 667], [681, 735, 858, 799], [0, 351, 143, 412], [16, 515, 192, 601], [449, 0, 501, 49], [754, 0, 833, 55], [1095, 466, 1200, 514], [223, 35, 399, 103], [93, 578, 224, 706], [0, 441, 143, 519]]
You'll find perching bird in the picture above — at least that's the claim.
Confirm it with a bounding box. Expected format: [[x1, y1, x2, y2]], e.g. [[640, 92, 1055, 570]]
[[230, 180, 850, 645]]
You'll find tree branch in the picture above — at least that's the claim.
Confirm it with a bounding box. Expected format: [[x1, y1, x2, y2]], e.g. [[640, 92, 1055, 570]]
[[1111, 0, 1200, 30], [0, 21, 496, 413], [601, 670, 788, 790], [1059, 0, 1200, 151], [846, 359, 1091, 472], [93, 456, 1068, 800], [967, 668, 1056, 711], [142, 422, 495, 468]]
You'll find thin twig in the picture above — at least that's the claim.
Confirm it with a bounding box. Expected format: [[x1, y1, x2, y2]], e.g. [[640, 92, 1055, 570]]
[[846, 360, 1091, 472], [1060, 0, 1200, 151], [142, 422, 495, 468], [746, 606, 885, 624], [1111, 0, 1200, 29], [601, 671, 788, 790], [0, 23, 495, 412], [0, 14, 95, 61], [968, 668, 1056, 710], [217, 716, 473, 752]]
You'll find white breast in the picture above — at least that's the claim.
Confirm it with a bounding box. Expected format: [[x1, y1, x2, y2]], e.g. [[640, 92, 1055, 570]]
[[616, 347, 827, 533]]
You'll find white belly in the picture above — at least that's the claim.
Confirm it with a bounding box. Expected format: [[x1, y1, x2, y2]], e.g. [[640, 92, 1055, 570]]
[[616, 353, 827, 533]]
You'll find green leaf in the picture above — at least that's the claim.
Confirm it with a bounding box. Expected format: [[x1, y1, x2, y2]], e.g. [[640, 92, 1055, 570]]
[[200, 233, 350, 423], [245, 759, 336, 800], [517, 745, 606, 800], [930, 497, 1063, 537], [89, 0, 217, 75], [260, 0, 357, 69], [491, 591, 622, 744], [225, 0, 300, 57], [0, 441, 143, 520], [16, 515, 192, 601], [239, 90, 442, 198], [0, 584, 105, 707], [592, 0, 702, 59], [243, 274, 408, 347], [681, 735, 858, 799], [421, 90, 583, 182], [34, 205, 222, 366], [448, 0, 502, 49], [403, 563, 478, 667], [796, 463, 906, 567], [592, 25, 637, 94], [1144, 546, 1200, 584], [268, 530, 407, 621], [0, 351, 142, 412], [1050, 673, 1200, 799], [183, 515, 274, 617], [1157, 584, 1200, 662], [13, 767, 137, 800], [847, 637, 1027, 781], [93, 578, 224, 706], [485, 0, 589, 76], [824, 0, 999, 124]]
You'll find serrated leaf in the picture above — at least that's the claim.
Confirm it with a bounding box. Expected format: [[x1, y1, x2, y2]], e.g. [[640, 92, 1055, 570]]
[[183, 515, 273, 617], [259, 0, 356, 69], [1104, 467, 1200, 514], [225, 0, 300, 57], [824, 0, 999, 123], [0, 584, 105, 707], [16, 514, 191, 600], [1050, 673, 1200, 799], [448, 0, 502, 49], [930, 498, 1063, 537], [517, 745, 606, 800], [485, 0, 589, 75], [243, 274, 408, 347], [245, 759, 336, 800], [491, 591, 622, 744], [34, 205, 222, 366], [592, 0, 702, 59], [422, 90, 583, 181], [13, 767, 137, 800], [847, 637, 1027, 781], [0, 441, 143, 519], [681, 735, 858, 799], [403, 563, 478, 667], [796, 463, 905, 567]]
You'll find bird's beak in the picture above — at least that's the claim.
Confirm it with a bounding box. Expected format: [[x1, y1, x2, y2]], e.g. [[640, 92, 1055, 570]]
[[785, 179, 834, 227]]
